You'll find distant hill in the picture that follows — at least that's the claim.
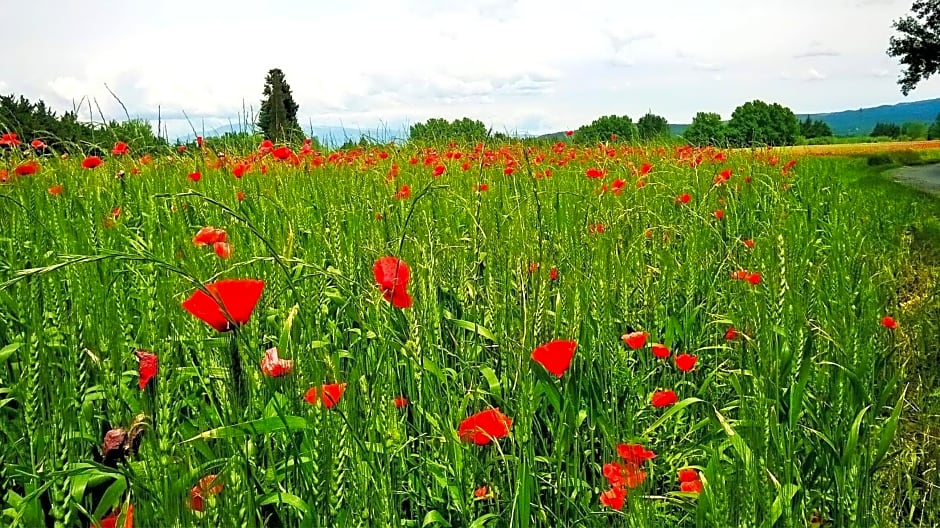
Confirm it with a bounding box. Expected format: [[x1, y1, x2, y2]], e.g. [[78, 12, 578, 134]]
[[797, 98, 940, 136], [539, 98, 940, 139]]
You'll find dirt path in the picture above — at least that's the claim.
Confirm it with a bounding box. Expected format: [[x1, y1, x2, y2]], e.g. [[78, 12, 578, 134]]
[[887, 163, 940, 195]]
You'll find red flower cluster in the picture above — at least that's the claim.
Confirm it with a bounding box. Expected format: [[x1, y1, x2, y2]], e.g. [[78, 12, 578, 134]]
[[192, 227, 232, 259], [600, 443, 656, 510], [678, 468, 704, 494], [304, 383, 347, 408], [731, 269, 761, 285]]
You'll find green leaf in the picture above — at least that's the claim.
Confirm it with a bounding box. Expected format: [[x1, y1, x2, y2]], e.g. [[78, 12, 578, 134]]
[[91, 478, 128, 519], [186, 416, 311, 441], [480, 366, 500, 396], [257, 491, 310, 515], [445, 315, 498, 343], [871, 385, 907, 472], [643, 398, 703, 436], [841, 405, 870, 465], [762, 483, 799, 528], [469, 513, 500, 528], [423, 510, 452, 527], [0, 342, 21, 363]]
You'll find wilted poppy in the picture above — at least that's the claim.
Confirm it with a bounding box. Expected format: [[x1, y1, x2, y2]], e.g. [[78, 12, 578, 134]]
[[374, 256, 413, 308], [135, 350, 158, 389], [260, 347, 294, 377], [724, 326, 739, 341], [651, 390, 678, 408], [675, 353, 698, 372], [621, 331, 648, 350], [181, 279, 265, 332], [530, 339, 577, 377], [458, 408, 513, 445], [189, 474, 223, 512]]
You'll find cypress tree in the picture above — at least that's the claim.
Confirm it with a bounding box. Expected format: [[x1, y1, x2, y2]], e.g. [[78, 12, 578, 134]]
[[257, 68, 303, 142]]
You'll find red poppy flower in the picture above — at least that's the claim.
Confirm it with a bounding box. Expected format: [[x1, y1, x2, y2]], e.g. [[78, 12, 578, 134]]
[[565, 130, 574, 137], [621, 331, 648, 350], [196, 136, 204, 148], [213, 242, 232, 259], [881, 316, 897, 329], [236, 191, 246, 202], [651, 343, 670, 359], [304, 383, 347, 408], [675, 193, 691, 205], [0, 132, 21, 146], [503, 167, 515, 175], [677, 468, 699, 483], [192, 227, 227, 246], [394, 185, 411, 200], [585, 167, 606, 179], [189, 474, 223, 512], [14, 160, 39, 176], [82, 156, 103, 169], [747, 272, 761, 285], [232, 163, 249, 178], [530, 339, 577, 377], [374, 256, 413, 308], [188, 171, 201, 182], [48, 184, 64, 196], [272, 146, 292, 160], [394, 396, 409, 408], [31, 139, 46, 149], [680, 479, 703, 494], [181, 279, 265, 332], [617, 443, 656, 464], [433, 164, 446, 177], [640, 162, 653, 175], [549, 267, 559, 281], [111, 141, 130, 156], [458, 408, 513, 445], [600, 486, 626, 510], [742, 239, 755, 249], [95, 504, 134, 528], [260, 347, 294, 377], [713, 210, 725, 220], [651, 390, 678, 408], [604, 461, 647, 489], [476, 182, 489, 192], [0, 169, 8, 183], [135, 349, 158, 389], [675, 353, 698, 372], [724, 326, 739, 340], [474, 486, 489, 499], [258, 139, 274, 154]]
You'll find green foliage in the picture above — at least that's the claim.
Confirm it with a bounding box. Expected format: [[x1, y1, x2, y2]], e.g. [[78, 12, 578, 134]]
[[800, 116, 833, 139], [727, 100, 800, 147], [573, 114, 638, 144], [682, 112, 726, 146], [0, 93, 94, 150], [929, 113, 940, 140], [887, 0, 940, 95], [637, 112, 670, 141], [257, 68, 304, 143], [901, 120, 929, 139], [871, 122, 902, 138], [409, 117, 488, 143]]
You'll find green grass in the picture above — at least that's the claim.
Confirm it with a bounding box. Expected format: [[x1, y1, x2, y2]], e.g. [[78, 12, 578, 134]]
[[0, 143, 937, 527]]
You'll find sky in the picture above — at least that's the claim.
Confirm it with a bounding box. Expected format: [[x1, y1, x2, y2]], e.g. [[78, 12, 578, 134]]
[[1, 0, 938, 141]]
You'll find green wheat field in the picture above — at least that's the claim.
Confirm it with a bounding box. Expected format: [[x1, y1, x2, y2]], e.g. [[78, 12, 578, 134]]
[[1, 140, 939, 527]]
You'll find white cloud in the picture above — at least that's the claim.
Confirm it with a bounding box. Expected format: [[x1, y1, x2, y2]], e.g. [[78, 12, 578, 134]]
[[0, 0, 936, 139]]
